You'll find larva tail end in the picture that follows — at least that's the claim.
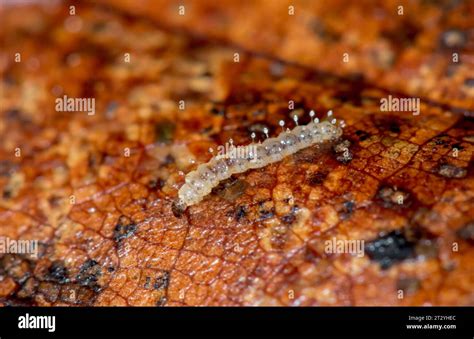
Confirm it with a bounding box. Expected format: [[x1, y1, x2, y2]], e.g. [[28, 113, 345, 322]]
[[172, 198, 187, 218]]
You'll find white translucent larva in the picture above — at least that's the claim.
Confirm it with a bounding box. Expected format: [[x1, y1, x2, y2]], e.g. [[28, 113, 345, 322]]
[[173, 111, 344, 214]]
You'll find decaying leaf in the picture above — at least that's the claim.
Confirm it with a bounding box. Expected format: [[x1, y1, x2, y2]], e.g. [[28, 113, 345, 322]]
[[0, 2, 472, 306]]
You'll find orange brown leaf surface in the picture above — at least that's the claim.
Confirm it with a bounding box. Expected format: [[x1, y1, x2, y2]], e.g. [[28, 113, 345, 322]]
[[0, 2, 473, 306]]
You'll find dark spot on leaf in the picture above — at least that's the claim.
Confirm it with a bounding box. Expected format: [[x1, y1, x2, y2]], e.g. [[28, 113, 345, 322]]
[[335, 90, 362, 106], [154, 271, 170, 291], [434, 135, 451, 146], [339, 200, 355, 220], [47, 261, 69, 284], [281, 212, 296, 225], [144, 276, 151, 289], [307, 171, 328, 186], [163, 154, 175, 166], [365, 230, 415, 269], [355, 130, 370, 141], [76, 259, 101, 292], [258, 209, 275, 221], [148, 178, 165, 190], [456, 221, 474, 243], [234, 205, 247, 221], [210, 106, 225, 116], [382, 20, 420, 48], [3, 189, 12, 199], [113, 215, 137, 242]]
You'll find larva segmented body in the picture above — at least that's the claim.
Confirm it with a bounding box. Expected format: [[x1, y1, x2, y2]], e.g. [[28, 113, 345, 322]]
[[173, 111, 344, 214]]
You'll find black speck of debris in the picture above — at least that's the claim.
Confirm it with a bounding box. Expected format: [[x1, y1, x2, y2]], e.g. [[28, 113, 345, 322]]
[[148, 178, 165, 190], [163, 154, 175, 166], [434, 136, 450, 146], [457, 221, 474, 243], [307, 171, 328, 186], [355, 130, 370, 141], [47, 261, 69, 284], [76, 259, 101, 292], [2, 189, 12, 199], [281, 213, 296, 225], [210, 106, 225, 116], [365, 230, 415, 269], [258, 209, 275, 221], [339, 200, 355, 220], [113, 216, 137, 243], [144, 276, 151, 289], [235, 205, 247, 221], [388, 122, 401, 134], [154, 272, 170, 291]]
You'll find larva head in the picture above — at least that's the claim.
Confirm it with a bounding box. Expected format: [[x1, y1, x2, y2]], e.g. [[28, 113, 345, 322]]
[[172, 198, 186, 217]]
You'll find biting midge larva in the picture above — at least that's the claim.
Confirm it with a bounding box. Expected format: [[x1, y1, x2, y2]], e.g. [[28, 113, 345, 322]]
[[172, 110, 344, 215]]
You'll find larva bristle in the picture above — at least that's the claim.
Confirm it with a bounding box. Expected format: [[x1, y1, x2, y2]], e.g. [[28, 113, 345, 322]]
[[176, 110, 344, 210]]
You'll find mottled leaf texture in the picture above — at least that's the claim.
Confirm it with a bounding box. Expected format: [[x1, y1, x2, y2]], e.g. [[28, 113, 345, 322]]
[[0, 2, 473, 306]]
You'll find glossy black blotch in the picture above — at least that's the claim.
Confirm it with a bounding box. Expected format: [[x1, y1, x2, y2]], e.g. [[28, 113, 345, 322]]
[[365, 230, 415, 269]]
